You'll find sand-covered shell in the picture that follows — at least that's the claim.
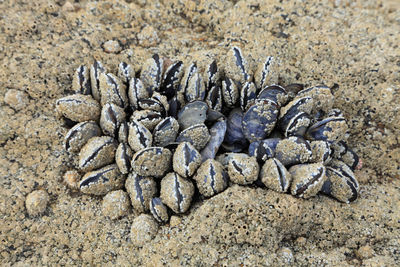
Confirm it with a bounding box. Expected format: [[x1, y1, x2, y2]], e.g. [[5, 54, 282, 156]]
[[100, 103, 126, 137], [153, 117, 179, 147], [240, 81, 257, 111], [205, 85, 222, 112], [125, 173, 157, 213], [99, 73, 128, 108], [242, 99, 279, 142], [79, 164, 125, 195], [176, 123, 210, 151], [306, 115, 348, 144], [254, 56, 278, 90], [115, 142, 133, 174], [140, 54, 164, 93], [193, 159, 228, 197], [185, 72, 206, 102], [128, 78, 150, 109], [72, 65, 91, 95], [117, 62, 134, 84], [226, 153, 259, 185], [118, 122, 129, 144], [90, 60, 106, 101], [309, 140, 332, 164], [149, 197, 170, 223], [295, 85, 334, 114], [289, 162, 326, 199], [128, 120, 153, 152], [64, 121, 102, 153], [222, 77, 239, 108], [161, 60, 184, 99], [224, 46, 251, 84], [160, 172, 194, 213], [321, 159, 359, 203], [131, 110, 163, 131], [260, 158, 291, 192], [131, 147, 172, 178], [173, 142, 202, 178], [56, 94, 101, 122], [274, 136, 312, 167], [78, 136, 117, 172]]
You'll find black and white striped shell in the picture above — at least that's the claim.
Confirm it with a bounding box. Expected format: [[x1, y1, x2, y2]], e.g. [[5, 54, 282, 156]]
[[128, 78, 149, 109], [64, 121, 102, 153], [117, 62, 134, 84], [115, 142, 133, 174], [140, 54, 164, 93], [321, 159, 359, 203], [149, 197, 170, 223], [160, 172, 194, 213], [100, 103, 126, 138], [90, 60, 106, 101], [257, 84, 288, 108], [130, 110, 163, 131], [79, 164, 125, 196], [128, 120, 153, 152], [78, 136, 118, 172], [248, 138, 281, 162], [99, 73, 128, 108], [193, 159, 228, 197], [72, 65, 91, 95], [173, 142, 202, 178], [260, 158, 291, 192], [125, 173, 157, 213], [289, 162, 326, 199]]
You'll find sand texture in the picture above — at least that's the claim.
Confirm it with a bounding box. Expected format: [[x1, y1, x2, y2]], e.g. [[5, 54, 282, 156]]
[[1, 0, 399, 266]]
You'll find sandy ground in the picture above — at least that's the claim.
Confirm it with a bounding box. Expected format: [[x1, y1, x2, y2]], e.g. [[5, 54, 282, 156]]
[[0, 0, 399, 266]]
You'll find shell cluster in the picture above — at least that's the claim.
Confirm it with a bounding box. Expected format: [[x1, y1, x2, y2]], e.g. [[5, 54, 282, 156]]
[[56, 47, 361, 223]]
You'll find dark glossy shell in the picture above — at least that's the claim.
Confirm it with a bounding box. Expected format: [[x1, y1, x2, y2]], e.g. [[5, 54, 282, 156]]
[[248, 138, 281, 162], [205, 60, 220, 91], [257, 85, 288, 107], [205, 85, 223, 112], [242, 99, 279, 142], [282, 111, 311, 137], [278, 96, 313, 132], [200, 119, 227, 161], [131, 110, 163, 131], [177, 101, 208, 130], [223, 108, 248, 152]]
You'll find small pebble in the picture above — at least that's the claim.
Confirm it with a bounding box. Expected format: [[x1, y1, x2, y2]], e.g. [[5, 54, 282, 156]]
[[102, 190, 131, 220], [130, 214, 159, 247], [355, 245, 375, 260], [138, 25, 160, 47], [103, 40, 122, 54], [4, 89, 29, 110], [25, 190, 49, 217], [63, 170, 80, 190], [169, 215, 182, 227]]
